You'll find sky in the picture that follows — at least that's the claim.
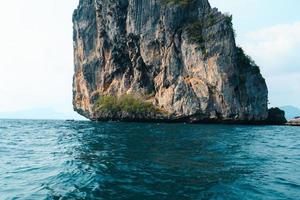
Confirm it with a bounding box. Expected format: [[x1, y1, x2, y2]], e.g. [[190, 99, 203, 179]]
[[0, 0, 299, 119]]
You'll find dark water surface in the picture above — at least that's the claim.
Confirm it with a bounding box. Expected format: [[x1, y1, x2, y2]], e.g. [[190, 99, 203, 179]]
[[0, 119, 300, 200]]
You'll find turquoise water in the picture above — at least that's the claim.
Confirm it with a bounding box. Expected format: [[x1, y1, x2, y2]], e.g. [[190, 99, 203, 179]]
[[0, 120, 300, 200]]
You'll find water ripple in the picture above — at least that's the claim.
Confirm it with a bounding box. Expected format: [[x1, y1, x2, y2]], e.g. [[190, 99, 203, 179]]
[[0, 119, 300, 199]]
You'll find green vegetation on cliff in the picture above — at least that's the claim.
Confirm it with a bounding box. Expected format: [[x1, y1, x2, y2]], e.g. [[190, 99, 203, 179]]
[[95, 94, 159, 115], [163, 0, 193, 5], [185, 21, 204, 44], [237, 47, 260, 73]]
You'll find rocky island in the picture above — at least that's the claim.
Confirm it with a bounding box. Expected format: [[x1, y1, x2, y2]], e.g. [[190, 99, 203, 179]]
[[72, 0, 270, 123], [287, 117, 300, 126]]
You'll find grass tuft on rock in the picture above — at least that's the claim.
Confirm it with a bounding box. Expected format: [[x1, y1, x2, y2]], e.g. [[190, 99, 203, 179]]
[[95, 94, 159, 115]]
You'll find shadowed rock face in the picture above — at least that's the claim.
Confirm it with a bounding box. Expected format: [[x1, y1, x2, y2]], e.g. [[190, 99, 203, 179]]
[[265, 107, 287, 125], [72, 0, 268, 122]]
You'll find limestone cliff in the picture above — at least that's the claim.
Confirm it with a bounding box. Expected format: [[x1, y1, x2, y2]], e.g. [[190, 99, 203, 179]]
[[72, 0, 269, 122]]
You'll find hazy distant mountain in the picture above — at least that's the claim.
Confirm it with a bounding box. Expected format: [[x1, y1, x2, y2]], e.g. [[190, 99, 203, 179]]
[[280, 106, 300, 120], [0, 108, 86, 120]]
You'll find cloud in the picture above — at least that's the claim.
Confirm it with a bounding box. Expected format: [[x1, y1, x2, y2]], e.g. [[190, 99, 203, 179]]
[[239, 22, 300, 107], [242, 21, 300, 74]]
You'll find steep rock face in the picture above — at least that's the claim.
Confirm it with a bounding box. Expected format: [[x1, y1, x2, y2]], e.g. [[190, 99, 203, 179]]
[[72, 0, 268, 122]]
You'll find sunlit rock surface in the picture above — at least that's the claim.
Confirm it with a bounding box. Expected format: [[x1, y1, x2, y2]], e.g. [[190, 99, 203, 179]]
[[72, 0, 268, 122]]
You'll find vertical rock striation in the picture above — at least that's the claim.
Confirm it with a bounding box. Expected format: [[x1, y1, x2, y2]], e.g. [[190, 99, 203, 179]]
[[72, 0, 269, 123]]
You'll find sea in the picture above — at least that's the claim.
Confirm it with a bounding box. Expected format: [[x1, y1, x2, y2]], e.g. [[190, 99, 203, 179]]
[[0, 119, 299, 200]]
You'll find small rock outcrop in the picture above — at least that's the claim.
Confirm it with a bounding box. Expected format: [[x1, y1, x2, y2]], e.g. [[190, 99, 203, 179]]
[[287, 117, 300, 126], [265, 107, 287, 125], [72, 0, 269, 123]]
